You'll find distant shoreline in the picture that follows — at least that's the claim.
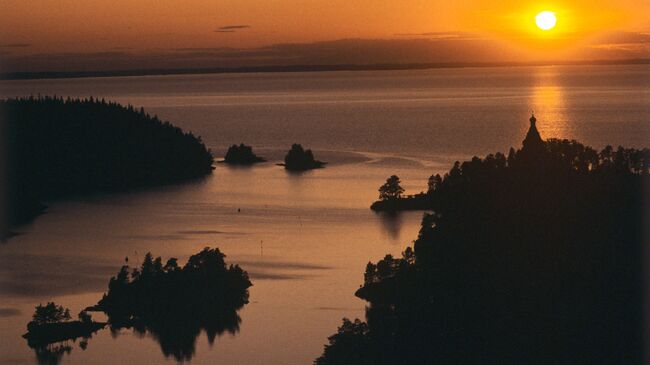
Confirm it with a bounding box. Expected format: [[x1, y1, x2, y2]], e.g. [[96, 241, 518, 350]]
[[1, 58, 648, 81]]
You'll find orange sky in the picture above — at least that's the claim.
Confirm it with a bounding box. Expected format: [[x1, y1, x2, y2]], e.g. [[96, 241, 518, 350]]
[[0, 0, 649, 72]]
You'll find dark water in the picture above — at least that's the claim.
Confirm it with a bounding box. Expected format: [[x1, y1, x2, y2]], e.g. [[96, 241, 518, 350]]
[[0, 64, 648, 364]]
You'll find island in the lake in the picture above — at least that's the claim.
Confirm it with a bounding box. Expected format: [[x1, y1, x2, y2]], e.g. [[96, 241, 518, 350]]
[[23, 247, 251, 363], [281, 143, 327, 171], [222, 143, 266, 165], [91, 247, 252, 362], [22, 302, 105, 365], [23, 303, 105, 347], [317, 115, 647, 364], [0, 96, 214, 240]]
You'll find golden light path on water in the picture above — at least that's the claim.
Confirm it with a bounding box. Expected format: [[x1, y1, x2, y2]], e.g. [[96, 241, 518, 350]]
[[528, 66, 577, 142]]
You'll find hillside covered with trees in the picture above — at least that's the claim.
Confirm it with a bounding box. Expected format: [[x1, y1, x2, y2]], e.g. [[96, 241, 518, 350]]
[[1, 96, 214, 239], [317, 125, 648, 364]]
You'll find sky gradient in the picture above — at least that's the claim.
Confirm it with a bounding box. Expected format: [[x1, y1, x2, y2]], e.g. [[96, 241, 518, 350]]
[[1, 0, 649, 72]]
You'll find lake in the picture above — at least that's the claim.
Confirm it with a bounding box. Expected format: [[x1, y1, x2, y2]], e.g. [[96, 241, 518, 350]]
[[0, 64, 648, 364]]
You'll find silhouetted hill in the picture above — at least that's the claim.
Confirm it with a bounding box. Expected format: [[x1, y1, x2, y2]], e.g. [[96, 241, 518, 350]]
[[222, 143, 266, 165], [318, 129, 648, 364], [1, 96, 214, 239]]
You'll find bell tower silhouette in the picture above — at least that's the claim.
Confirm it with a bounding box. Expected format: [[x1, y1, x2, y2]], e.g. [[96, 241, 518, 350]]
[[522, 113, 544, 152]]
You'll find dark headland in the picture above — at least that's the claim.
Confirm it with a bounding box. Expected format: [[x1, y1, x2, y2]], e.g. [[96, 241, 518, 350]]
[[0, 96, 214, 240], [317, 115, 648, 364]]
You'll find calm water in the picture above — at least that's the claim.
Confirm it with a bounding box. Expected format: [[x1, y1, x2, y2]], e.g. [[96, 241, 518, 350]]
[[0, 65, 648, 364]]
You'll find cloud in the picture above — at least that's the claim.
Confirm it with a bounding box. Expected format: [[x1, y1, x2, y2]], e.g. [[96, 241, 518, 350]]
[[393, 32, 479, 40], [2, 32, 649, 74], [215, 24, 251, 33], [581, 31, 650, 58], [218, 25, 251, 30], [216, 25, 251, 33], [593, 31, 650, 45]]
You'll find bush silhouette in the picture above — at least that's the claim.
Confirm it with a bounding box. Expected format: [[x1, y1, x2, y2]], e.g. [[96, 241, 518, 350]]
[[31, 303, 71, 326]]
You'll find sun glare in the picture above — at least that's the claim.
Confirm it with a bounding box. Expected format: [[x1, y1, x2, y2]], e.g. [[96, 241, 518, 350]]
[[536, 11, 557, 30]]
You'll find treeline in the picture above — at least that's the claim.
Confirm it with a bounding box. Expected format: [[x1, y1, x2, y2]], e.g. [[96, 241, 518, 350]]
[[97, 247, 251, 320], [318, 139, 647, 364], [372, 138, 649, 211], [1, 96, 214, 238]]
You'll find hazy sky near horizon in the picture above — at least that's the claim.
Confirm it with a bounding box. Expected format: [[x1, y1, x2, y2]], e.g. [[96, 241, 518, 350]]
[[0, 0, 649, 72]]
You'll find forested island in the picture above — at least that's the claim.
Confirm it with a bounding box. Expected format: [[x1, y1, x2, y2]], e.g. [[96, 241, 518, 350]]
[[22, 302, 105, 364], [24, 247, 251, 363], [282, 144, 326, 171], [317, 116, 648, 364], [1, 96, 214, 239], [92, 247, 252, 361], [24, 302, 105, 346], [222, 143, 266, 165]]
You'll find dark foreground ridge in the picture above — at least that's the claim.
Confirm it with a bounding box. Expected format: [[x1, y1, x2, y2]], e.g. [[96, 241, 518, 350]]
[[281, 144, 327, 171], [0, 96, 214, 240], [318, 115, 648, 364], [222, 143, 266, 165]]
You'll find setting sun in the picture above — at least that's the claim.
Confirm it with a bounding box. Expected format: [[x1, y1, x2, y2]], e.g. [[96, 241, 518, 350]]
[[535, 11, 557, 30]]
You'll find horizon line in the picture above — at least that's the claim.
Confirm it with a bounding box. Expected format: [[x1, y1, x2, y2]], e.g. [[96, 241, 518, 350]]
[[1, 58, 648, 81]]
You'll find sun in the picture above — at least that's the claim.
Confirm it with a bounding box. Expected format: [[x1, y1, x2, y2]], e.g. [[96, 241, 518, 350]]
[[535, 11, 557, 30]]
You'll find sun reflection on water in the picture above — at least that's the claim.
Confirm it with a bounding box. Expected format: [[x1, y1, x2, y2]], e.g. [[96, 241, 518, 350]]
[[528, 67, 580, 141]]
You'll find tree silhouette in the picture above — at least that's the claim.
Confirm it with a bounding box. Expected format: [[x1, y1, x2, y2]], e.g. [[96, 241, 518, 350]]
[[427, 174, 442, 194], [32, 303, 71, 325], [378, 175, 404, 200]]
